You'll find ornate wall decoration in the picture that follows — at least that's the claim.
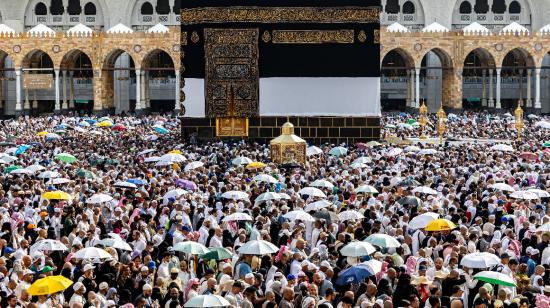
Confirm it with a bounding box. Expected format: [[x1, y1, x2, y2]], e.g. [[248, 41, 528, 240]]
[[262, 31, 271, 43], [52, 45, 61, 53], [414, 43, 423, 51], [133, 45, 142, 53], [357, 30, 367, 43], [205, 28, 259, 117], [191, 31, 200, 44], [181, 7, 379, 24], [374, 30, 380, 44], [13, 45, 21, 53], [271, 30, 354, 44]]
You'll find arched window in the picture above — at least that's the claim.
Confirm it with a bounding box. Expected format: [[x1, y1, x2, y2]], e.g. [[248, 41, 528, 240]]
[[492, 0, 506, 14], [474, 0, 489, 14], [84, 2, 96, 15], [459, 1, 472, 14], [402, 1, 415, 14], [173, 0, 181, 14], [509, 1, 521, 14], [35, 2, 47, 15], [385, 0, 400, 14], [156, 0, 170, 14], [50, 0, 64, 15], [68, 0, 82, 15], [141, 2, 153, 15]]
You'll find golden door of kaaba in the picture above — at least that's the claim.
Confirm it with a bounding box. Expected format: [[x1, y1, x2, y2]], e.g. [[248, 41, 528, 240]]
[[205, 28, 258, 137]]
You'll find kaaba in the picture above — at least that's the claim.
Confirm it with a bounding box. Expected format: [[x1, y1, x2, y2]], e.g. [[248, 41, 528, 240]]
[[180, 0, 381, 144]]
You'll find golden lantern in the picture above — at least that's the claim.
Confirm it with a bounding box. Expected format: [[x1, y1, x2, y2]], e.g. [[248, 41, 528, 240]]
[[436, 105, 446, 145], [418, 100, 428, 139], [515, 102, 524, 142], [270, 122, 306, 165]]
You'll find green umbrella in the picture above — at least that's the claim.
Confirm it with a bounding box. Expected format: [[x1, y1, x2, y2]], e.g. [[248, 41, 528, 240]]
[[473, 271, 516, 287], [544, 141, 550, 148], [4, 165, 22, 173], [408, 119, 416, 124], [76, 169, 95, 179], [55, 153, 77, 163], [200, 247, 233, 260], [173, 242, 210, 255], [365, 234, 401, 248]]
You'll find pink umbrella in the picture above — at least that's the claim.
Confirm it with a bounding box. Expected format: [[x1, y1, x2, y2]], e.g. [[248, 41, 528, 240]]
[[176, 179, 197, 190]]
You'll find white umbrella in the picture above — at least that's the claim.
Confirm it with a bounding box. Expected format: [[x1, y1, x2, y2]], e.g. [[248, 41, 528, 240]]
[[184, 295, 231, 308], [409, 212, 439, 229], [232, 157, 253, 166], [536, 223, 550, 232], [10, 168, 33, 175], [329, 146, 347, 157], [254, 192, 282, 204], [304, 200, 332, 212], [338, 210, 364, 221], [283, 210, 315, 222], [221, 191, 249, 200], [159, 153, 186, 163], [185, 161, 204, 171], [253, 174, 278, 184], [114, 181, 138, 189], [144, 156, 161, 163], [298, 187, 327, 198], [473, 271, 516, 287], [72, 247, 112, 262], [460, 252, 501, 269], [237, 240, 279, 255], [310, 179, 335, 189], [490, 144, 514, 152], [488, 183, 515, 192], [353, 157, 372, 164], [418, 149, 438, 155], [386, 148, 403, 157], [30, 239, 68, 254], [340, 241, 376, 257], [350, 163, 367, 169], [26, 165, 45, 173], [173, 242, 210, 255], [306, 146, 323, 156], [278, 193, 291, 200], [535, 121, 550, 129], [356, 185, 378, 194], [86, 193, 113, 204], [510, 191, 539, 200], [137, 149, 156, 156], [45, 133, 61, 140], [46, 178, 71, 185], [100, 237, 132, 251], [38, 171, 61, 179], [365, 234, 401, 248], [412, 186, 438, 195], [361, 259, 383, 274], [404, 146, 421, 152], [528, 189, 550, 198], [163, 189, 188, 204], [222, 213, 253, 222]]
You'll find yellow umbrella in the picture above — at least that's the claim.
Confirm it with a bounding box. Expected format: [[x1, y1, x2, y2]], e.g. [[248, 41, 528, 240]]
[[168, 150, 182, 155], [37, 131, 49, 136], [425, 219, 457, 232], [28, 275, 73, 296], [246, 162, 266, 169], [42, 191, 71, 200], [96, 121, 113, 127]]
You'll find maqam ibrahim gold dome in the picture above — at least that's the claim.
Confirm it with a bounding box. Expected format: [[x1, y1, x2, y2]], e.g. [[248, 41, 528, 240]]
[[270, 122, 306, 164]]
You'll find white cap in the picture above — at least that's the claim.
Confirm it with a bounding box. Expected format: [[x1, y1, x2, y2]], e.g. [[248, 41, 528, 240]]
[[83, 264, 95, 272], [245, 273, 254, 279], [73, 281, 84, 291], [143, 283, 152, 291], [99, 282, 109, 290]]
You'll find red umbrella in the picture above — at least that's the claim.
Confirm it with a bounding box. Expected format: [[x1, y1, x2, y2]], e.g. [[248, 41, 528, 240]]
[[112, 124, 126, 131], [519, 152, 538, 161], [356, 143, 367, 150]]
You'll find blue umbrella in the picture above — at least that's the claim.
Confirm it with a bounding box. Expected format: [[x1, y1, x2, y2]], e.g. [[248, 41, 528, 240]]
[[56, 124, 67, 130], [85, 119, 97, 124], [127, 178, 146, 186], [15, 145, 30, 155], [335, 264, 375, 286], [79, 121, 91, 127], [154, 127, 169, 134]]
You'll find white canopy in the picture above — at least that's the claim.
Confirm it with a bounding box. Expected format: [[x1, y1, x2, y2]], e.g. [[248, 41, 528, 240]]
[[27, 24, 55, 36], [422, 22, 449, 33], [462, 22, 490, 35], [539, 23, 550, 35], [67, 23, 93, 35], [106, 23, 133, 34], [147, 23, 169, 33], [0, 24, 15, 34], [386, 22, 409, 33], [500, 22, 529, 35]]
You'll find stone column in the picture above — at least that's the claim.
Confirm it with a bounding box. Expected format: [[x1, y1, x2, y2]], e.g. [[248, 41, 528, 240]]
[[535, 67, 541, 109], [526, 69, 532, 107], [69, 72, 75, 109], [415, 67, 420, 108], [0, 72, 4, 110], [409, 69, 415, 107], [518, 69, 523, 104], [15, 69, 21, 112], [62, 70, 68, 109], [24, 89, 30, 111], [145, 72, 151, 108], [481, 70, 487, 107], [175, 70, 181, 110], [140, 70, 146, 110], [496, 68, 502, 109], [135, 68, 142, 110], [54, 69, 60, 111], [488, 69, 494, 107]]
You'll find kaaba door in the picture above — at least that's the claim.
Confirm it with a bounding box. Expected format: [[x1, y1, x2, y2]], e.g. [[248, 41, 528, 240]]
[[205, 28, 259, 137]]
